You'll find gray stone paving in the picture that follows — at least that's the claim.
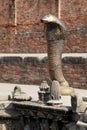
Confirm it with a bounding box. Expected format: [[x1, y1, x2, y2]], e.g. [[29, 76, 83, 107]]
[[0, 83, 87, 107]]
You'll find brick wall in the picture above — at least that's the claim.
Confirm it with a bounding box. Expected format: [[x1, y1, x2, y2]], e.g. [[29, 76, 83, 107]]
[[0, 0, 87, 89], [61, 0, 87, 53], [62, 56, 87, 89], [0, 55, 87, 89], [0, 0, 87, 53]]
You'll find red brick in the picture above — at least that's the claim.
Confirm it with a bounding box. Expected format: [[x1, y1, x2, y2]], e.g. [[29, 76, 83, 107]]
[[16, 0, 58, 25], [61, 0, 87, 28], [0, 0, 15, 26], [0, 0, 87, 53], [0, 56, 87, 89]]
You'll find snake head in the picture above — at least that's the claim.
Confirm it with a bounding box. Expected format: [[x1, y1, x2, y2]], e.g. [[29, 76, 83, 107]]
[[41, 14, 66, 30], [41, 14, 66, 40]]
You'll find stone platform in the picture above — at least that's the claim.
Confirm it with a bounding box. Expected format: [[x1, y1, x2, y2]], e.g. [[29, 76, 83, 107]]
[[0, 83, 87, 130]]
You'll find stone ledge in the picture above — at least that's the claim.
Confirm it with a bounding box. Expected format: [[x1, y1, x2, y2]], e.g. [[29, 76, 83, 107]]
[[0, 53, 86, 64], [0, 53, 87, 58]]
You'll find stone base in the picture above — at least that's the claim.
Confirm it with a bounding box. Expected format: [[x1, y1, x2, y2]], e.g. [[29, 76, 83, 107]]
[[47, 99, 62, 105], [61, 87, 74, 96]]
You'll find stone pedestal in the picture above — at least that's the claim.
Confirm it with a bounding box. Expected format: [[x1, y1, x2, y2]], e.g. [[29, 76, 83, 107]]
[[13, 101, 72, 130]]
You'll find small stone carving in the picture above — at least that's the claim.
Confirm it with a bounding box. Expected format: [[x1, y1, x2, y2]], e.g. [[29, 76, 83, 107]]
[[40, 81, 50, 91], [14, 86, 21, 94], [12, 86, 32, 101], [47, 80, 62, 105], [50, 80, 61, 100], [71, 94, 87, 113], [71, 94, 83, 113], [0, 103, 5, 110], [38, 81, 50, 103]]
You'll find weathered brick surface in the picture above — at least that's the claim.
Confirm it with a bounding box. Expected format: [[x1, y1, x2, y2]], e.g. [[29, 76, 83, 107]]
[[61, 0, 87, 28], [0, 0, 87, 89], [0, 27, 16, 53], [14, 25, 47, 53], [14, 0, 58, 53], [0, 56, 87, 89], [62, 57, 87, 89], [0, 27, 10, 52], [0, 0, 86, 52], [61, 0, 87, 53], [16, 0, 58, 25], [0, 0, 15, 26], [63, 26, 87, 52]]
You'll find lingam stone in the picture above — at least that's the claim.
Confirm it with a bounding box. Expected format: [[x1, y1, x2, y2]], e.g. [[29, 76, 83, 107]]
[[41, 14, 74, 96], [51, 80, 61, 100], [47, 80, 62, 105]]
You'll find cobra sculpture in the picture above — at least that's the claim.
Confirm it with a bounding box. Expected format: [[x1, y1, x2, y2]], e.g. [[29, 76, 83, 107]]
[[41, 14, 74, 95]]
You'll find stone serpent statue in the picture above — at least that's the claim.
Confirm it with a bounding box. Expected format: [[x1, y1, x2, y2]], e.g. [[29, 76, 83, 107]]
[[41, 14, 74, 95]]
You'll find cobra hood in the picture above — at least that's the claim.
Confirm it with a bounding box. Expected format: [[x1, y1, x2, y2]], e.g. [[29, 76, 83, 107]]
[[41, 14, 66, 30]]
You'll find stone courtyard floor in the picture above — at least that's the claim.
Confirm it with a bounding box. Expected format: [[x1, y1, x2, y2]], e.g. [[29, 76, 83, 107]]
[[0, 83, 87, 107], [0, 83, 39, 101]]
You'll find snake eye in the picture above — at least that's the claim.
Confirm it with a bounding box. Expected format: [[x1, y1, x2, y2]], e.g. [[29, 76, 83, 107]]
[[41, 19, 43, 23]]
